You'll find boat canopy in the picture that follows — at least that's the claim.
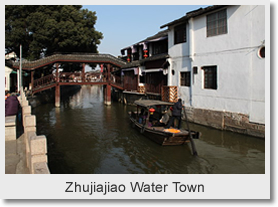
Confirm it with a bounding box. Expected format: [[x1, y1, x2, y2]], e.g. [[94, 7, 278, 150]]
[[134, 100, 174, 108]]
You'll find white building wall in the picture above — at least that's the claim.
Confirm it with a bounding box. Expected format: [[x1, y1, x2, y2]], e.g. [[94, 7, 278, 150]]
[[5, 66, 13, 91], [168, 5, 265, 124]]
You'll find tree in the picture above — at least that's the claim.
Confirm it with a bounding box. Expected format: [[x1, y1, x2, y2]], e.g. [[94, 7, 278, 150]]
[[5, 5, 103, 60]]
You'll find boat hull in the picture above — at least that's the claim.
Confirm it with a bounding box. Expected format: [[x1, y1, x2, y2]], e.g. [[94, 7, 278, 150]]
[[130, 117, 195, 146]]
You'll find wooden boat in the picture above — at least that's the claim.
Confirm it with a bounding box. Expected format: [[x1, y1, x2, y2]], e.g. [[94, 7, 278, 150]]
[[128, 99, 200, 153]]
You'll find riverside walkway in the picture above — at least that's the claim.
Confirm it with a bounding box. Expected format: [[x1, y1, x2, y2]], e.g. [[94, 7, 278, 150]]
[[5, 89, 50, 174], [5, 134, 29, 174]]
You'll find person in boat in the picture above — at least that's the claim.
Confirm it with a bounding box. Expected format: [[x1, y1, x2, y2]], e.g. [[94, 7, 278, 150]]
[[159, 106, 173, 126], [165, 98, 183, 129], [139, 108, 147, 124]]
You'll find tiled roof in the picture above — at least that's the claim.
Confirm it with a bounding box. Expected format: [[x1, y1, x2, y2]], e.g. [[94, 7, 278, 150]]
[[160, 5, 228, 28], [121, 53, 169, 69], [141, 29, 168, 42], [12, 53, 127, 70], [121, 29, 168, 52]]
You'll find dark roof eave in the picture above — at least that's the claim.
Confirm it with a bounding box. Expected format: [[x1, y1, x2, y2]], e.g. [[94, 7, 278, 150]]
[[139, 53, 169, 64], [121, 60, 140, 69], [121, 53, 169, 69], [160, 5, 228, 29], [120, 29, 168, 52]]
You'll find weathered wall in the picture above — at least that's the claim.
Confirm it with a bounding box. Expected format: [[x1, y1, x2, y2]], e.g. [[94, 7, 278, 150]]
[[185, 107, 265, 138]]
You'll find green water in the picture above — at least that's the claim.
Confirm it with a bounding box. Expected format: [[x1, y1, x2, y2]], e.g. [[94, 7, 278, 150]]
[[32, 85, 265, 174]]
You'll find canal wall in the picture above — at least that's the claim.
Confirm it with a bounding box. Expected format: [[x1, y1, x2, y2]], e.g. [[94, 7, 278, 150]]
[[19, 88, 50, 174], [185, 107, 265, 138]]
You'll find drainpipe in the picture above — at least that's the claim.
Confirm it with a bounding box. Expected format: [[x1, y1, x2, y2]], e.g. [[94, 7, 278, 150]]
[[18, 44, 22, 94], [167, 58, 173, 86], [188, 18, 194, 106]]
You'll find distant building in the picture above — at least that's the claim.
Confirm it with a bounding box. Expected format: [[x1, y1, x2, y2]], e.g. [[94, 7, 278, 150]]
[[120, 30, 169, 94], [5, 52, 18, 92], [160, 5, 265, 136], [5, 66, 13, 91]]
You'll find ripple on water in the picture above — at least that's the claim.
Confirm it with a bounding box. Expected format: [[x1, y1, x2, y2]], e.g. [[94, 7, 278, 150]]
[[33, 86, 265, 174]]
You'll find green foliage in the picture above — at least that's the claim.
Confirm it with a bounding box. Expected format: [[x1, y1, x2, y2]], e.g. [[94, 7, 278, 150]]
[[5, 5, 103, 60]]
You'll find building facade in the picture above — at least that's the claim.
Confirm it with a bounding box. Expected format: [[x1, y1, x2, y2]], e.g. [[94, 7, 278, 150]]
[[160, 5, 265, 137], [120, 30, 169, 95]]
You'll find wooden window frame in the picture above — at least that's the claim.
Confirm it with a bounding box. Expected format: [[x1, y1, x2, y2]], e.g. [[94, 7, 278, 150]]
[[202, 66, 217, 90], [174, 24, 187, 44], [180, 71, 191, 87], [207, 9, 227, 37]]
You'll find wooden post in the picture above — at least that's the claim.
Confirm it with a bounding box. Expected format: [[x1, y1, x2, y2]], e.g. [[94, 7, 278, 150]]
[[82, 63, 85, 82], [30, 70, 34, 91], [55, 63, 60, 107], [55, 84, 60, 108], [104, 84, 111, 105], [107, 64, 111, 83], [104, 64, 112, 105], [56, 63, 59, 82]]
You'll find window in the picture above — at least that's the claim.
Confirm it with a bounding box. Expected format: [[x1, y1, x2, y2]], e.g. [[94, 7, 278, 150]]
[[202, 66, 217, 89], [258, 46, 265, 58], [174, 24, 186, 44], [152, 39, 168, 55], [180, 72, 191, 87], [193, 66, 198, 74], [207, 9, 227, 37]]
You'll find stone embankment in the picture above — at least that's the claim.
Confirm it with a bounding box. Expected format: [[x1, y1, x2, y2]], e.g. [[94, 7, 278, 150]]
[[185, 107, 265, 138], [5, 89, 50, 174]]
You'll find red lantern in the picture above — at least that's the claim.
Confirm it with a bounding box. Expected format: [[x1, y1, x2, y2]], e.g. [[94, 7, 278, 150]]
[[127, 54, 131, 62], [149, 108, 155, 115], [143, 50, 148, 58]]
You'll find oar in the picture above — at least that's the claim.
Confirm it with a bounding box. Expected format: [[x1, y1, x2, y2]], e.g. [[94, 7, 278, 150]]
[[183, 106, 198, 156]]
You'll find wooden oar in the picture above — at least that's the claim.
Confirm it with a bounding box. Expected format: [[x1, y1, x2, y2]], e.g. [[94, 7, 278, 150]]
[[183, 106, 198, 156]]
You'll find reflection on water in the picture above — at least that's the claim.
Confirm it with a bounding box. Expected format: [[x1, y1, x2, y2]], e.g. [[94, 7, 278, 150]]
[[33, 86, 265, 174]]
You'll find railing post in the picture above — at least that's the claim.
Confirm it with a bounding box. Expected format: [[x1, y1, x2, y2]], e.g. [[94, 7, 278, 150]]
[[82, 63, 85, 82], [56, 63, 60, 82], [30, 135, 48, 174], [55, 63, 61, 107], [24, 115, 36, 170]]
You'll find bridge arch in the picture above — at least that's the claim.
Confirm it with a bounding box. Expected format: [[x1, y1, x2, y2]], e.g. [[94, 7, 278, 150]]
[[12, 53, 126, 70]]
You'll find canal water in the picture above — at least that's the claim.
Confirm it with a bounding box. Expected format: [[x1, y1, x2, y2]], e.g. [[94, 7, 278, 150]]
[[32, 86, 265, 174]]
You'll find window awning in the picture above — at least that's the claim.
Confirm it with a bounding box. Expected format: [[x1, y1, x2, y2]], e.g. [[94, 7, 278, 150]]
[[141, 68, 168, 75], [122, 67, 139, 75], [122, 67, 137, 72], [142, 68, 163, 73]]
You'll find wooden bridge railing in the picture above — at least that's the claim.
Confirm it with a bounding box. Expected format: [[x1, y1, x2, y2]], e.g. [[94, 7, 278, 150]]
[[33, 74, 56, 90], [32, 71, 123, 92]]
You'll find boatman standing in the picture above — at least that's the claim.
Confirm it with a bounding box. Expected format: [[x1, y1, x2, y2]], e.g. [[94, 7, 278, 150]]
[[166, 98, 182, 129]]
